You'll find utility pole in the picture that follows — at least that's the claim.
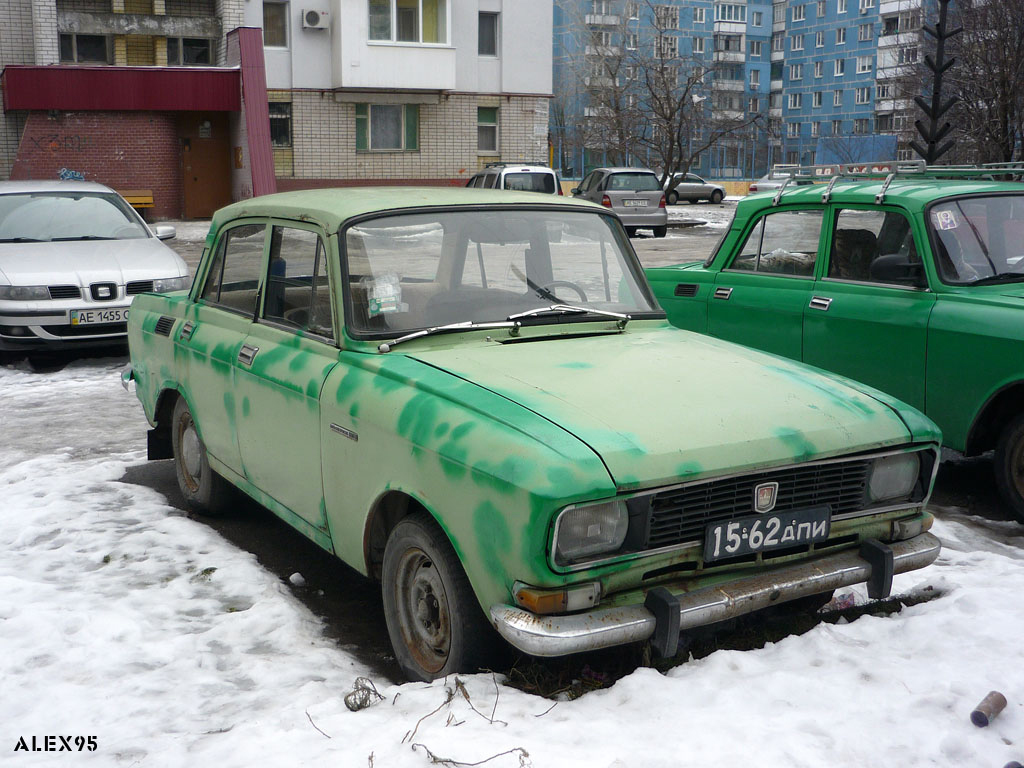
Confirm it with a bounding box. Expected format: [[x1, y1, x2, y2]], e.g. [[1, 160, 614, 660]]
[[910, 0, 962, 163]]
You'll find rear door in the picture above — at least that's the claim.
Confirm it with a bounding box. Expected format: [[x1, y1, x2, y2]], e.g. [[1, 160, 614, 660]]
[[233, 222, 339, 533], [709, 207, 825, 360], [604, 171, 662, 214], [802, 207, 934, 410]]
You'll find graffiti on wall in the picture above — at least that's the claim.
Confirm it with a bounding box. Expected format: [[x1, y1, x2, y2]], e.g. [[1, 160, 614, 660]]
[[29, 134, 93, 153], [58, 168, 85, 180]]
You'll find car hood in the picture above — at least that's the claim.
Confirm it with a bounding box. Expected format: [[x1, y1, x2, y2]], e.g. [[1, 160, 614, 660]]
[[0, 238, 187, 285], [404, 325, 917, 491]]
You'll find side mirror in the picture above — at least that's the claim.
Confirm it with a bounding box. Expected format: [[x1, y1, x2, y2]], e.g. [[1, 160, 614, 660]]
[[870, 253, 927, 288], [153, 224, 177, 241]]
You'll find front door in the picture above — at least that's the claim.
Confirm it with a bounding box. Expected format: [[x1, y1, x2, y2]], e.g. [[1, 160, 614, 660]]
[[709, 208, 825, 360], [179, 113, 232, 219]]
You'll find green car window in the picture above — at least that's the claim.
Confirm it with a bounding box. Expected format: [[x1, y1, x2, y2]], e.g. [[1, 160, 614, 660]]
[[729, 209, 823, 276], [929, 195, 1024, 284], [828, 209, 918, 283], [263, 226, 334, 340], [201, 223, 265, 316]]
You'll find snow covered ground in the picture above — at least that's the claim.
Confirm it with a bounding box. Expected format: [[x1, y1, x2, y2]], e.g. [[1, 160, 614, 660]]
[[2, 358, 1023, 767]]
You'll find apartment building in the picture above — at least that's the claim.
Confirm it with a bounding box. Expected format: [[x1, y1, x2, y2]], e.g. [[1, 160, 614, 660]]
[[0, 0, 552, 218]]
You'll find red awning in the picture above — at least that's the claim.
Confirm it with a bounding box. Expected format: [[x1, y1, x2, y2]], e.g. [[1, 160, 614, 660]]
[[1, 65, 240, 112]]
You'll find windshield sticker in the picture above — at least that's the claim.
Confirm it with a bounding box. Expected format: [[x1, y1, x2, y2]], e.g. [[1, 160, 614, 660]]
[[933, 209, 959, 230], [365, 273, 408, 317]]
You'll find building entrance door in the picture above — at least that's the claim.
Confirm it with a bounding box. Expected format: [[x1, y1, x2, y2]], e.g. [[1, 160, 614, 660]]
[[179, 113, 232, 219]]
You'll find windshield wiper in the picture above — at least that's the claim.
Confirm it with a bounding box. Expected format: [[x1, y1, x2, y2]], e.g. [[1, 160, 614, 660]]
[[378, 320, 520, 352], [968, 272, 1024, 286], [50, 235, 115, 241], [0, 237, 44, 243], [507, 304, 631, 329]]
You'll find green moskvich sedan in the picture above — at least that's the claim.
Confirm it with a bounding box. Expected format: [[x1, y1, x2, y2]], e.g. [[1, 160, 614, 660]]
[[124, 187, 941, 681], [647, 162, 1024, 520]]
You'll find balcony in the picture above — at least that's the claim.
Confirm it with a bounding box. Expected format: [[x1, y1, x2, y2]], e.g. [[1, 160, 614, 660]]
[[586, 45, 622, 57], [713, 79, 745, 91], [585, 14, 621, 25], [713, 50, 745, 63], [584, 76, 621, 87]]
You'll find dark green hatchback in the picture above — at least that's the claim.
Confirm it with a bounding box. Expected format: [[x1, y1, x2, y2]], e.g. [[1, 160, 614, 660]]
[[647, 163, 1024, 520]]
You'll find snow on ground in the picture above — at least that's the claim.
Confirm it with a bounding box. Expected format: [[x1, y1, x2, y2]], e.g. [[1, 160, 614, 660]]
[[2, 359, 1023, 767]]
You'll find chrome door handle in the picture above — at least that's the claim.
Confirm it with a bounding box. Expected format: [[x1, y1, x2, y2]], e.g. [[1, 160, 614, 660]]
[[809, 296, 833, 311], [179, 321, 195, 341], [713, 286, 733, 300], [237, 344, 259, 366]]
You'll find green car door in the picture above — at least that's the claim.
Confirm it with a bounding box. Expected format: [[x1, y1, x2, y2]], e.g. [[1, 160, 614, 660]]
[[802, 207, 935, 411], [709, 207, 825, 360], [233, 223, 338, 536]]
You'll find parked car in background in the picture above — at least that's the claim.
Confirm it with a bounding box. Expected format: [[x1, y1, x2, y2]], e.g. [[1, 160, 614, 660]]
[[0, 181, 188, 355], [664, 172, 725, 205], [647, 161, 1024, 520], [748, 167, 816, 193], [124, 186, 941, 682], [572, 167, 668, 237], [466, 163, 561, 195]]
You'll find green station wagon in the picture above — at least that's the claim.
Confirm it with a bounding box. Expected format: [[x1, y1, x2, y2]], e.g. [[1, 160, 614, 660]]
[[647, 162, 1024, 521], [125, 187, 941, 681]]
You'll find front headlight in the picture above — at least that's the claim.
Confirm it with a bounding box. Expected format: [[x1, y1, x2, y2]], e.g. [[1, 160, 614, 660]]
[[554, 499, 628, 566], [868, 452, 920, 503], [0, 284, 50, 301], [151, 276, 190, 293]]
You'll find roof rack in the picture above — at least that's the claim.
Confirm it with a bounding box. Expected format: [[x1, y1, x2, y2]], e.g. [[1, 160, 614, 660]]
[[770, 160, 1024, 206], [483, 161, 551, 169]]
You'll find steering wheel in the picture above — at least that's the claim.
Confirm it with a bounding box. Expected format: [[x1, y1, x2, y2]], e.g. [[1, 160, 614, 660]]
[[536, 280, 588, 303]]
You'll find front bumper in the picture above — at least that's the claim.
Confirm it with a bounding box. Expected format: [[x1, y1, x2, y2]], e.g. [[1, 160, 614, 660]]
[[490, 531, 941, 657]]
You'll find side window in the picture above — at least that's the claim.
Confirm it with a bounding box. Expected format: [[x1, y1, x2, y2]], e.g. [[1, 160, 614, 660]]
[[201, 223, 266, 315], [578, 171, 599, 193], [728, 210, 823, 276], [828, 209, 917, 283], [263, 225, 334, 340]]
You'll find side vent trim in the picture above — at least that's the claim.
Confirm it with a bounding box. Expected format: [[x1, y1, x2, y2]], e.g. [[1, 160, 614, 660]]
[[674, 283, 699, 297], [154, 316, 175, 337]]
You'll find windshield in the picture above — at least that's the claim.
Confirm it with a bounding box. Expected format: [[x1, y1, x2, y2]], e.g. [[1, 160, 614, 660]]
[[930, 194, 1024, 284], [343, 209, 659, 335], [503, 173, 556, 194], [608, 173, 661, 192], [0, 192, 149, 242]]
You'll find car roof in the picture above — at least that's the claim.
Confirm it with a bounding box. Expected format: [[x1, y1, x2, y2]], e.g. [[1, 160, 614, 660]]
[[212, 187, 605, 231], [594, 167, 657, 174], [0, 180, 116, 195], [742, 178, 1024, 212]]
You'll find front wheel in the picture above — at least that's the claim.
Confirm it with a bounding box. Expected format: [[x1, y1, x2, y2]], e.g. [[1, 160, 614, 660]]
[[994, 413, 1024, 522], [171, 397, 233, 515], [710, 190, 724, 204], [382, 514, 494, 681]]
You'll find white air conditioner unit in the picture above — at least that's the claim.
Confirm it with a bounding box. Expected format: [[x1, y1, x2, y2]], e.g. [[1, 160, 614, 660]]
[[302, 9, 330, 29], [859, 6, 868, 13]]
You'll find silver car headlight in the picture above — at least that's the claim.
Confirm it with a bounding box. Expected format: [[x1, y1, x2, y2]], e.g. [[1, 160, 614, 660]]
[[554, 499, 628, 565], [868, 452, 920, 503], [151, 276, 190, 293], [0, 284, 50, 301]]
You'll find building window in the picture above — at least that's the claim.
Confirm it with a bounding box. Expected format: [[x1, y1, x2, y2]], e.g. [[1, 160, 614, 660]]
[[753, 10, 763, 24], [788, 93, 803, 109], [774, 3, 785, 22], [790, 63, 803, 80], [627, 1, 639, 18], [836, 27, 846, 44], [655, 35, 678, 58], [855, 86, 870, 104], [478, 12, 498, 56], [656, 4, 680, 27], [694, 37, 705, 53], [813, 91, 822, 107], [355, 103, 420, 151], [876, 83, 892, 99], [811, 121, 820, 137], [750, 96, 760, 111], [477, 106, 498, 153], [832, 119, 842, 134], [837, 0, 847, 12], [898, 46, 918, 64], [749, 40, 762, 56], [626, 32, 638, 49], [876, 113, 894, 131], [854, 118, 870, 133], [858, 23, 872, 41], [750, 69, 760, 87], [263, 2, 288, 47], [694, 7, 705, 23], [787, 122, 801, 138], [714, 3, 747, 22], [715, 34, 742, 52], [792, 4, 806, 21], [833, 89, 843, 106], [269, 102, 292, 147], [834, 58, 845, 76], [771, 34, 784, 52], [368, 0, 448, 44], [814, 60, 823, 77], [59, 34, 110, 63], [791, 34, 804, 51], [856, 55, 873, 73], [817, 0, 826, 16], [816, 30, 824, 47], [897, 148, 914, 161], [859, 0, 875, 10], [166, 37, 212, 65]]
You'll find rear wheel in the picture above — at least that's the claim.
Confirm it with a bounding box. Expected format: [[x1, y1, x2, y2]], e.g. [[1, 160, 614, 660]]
[[994, 413, 1024, 521], [666, 190, 678, 205], [652, 226, 668, 238], [171, 397, 232, 515], [710, 190, 724, 204], [382, 514, 493, 681]]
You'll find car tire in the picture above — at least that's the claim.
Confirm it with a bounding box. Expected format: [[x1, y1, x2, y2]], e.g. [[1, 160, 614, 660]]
[[382, 513, 494, 681], [171, 396, 233, 515], [653, 226, 668, 238], [667, 190, 678, 205], [710, 190, 724, 204], [994, 413, 1024, 522]]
